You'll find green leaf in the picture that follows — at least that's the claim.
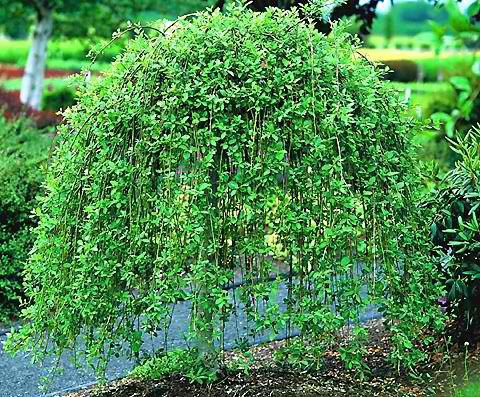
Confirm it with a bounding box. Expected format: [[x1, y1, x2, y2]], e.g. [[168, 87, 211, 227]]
[[340, 256, 350, 266], [450, 76, 471, 94]]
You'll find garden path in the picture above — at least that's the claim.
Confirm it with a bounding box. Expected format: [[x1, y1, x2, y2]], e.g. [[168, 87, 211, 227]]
[[0, 283, 380, 397]]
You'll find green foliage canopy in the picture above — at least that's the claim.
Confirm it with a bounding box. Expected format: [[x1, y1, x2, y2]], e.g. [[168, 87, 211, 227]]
[[6, 6, 443, 376]]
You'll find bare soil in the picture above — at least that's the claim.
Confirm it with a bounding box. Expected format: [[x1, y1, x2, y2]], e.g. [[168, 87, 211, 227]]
[[64, 319, 480, 397]]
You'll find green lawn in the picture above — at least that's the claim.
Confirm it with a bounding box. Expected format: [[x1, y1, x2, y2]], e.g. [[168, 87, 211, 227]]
[[0, 38, 119, 69], [1, 77, 70, 91], [456, 381, 480, 397]]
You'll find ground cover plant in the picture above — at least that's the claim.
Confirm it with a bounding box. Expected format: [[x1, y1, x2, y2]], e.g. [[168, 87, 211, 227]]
[[0, 116, 52, 322], [5, 4, 444, 385]]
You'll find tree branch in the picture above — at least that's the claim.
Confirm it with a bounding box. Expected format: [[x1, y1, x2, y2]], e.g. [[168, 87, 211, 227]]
[[213, 0, 226, 10]]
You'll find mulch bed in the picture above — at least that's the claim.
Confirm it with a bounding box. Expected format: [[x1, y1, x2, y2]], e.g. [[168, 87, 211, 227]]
[[65, 370, 423, 397], [0, 64, 74, 80], [65, 319, 436, 397], [0, 89, 62, 127], [0, 63, 75, 127]]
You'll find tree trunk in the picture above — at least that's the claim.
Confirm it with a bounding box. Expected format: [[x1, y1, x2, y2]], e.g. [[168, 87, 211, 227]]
[[20, 9, 53, 111], [193, 164, 221, 371], [194, 285, 218, 370]]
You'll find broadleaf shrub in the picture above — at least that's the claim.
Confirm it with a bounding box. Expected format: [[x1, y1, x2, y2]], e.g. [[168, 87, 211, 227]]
[[6, 6, 444, 377], [432, 126, 480, 332], [0, 116, 51, 322]]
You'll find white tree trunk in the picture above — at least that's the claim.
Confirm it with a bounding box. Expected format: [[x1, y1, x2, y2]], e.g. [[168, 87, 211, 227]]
[[20, 9, 53, 111]]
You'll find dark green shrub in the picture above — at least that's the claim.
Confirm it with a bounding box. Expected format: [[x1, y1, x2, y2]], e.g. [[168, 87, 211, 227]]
[[6, 7, 444, 378], [42, 84, 76, 111], [419, 43, 431, 51], [0, 117, 51, 322], [432, 127, 480, 332], [381, 60, 418, 82]]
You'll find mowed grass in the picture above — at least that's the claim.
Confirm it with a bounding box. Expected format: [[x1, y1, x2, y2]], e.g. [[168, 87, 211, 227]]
[[359, 48, 478, 62], [0, 38, 120, 70], [455, 381, 480, 397], [0, 77, 71, 91]]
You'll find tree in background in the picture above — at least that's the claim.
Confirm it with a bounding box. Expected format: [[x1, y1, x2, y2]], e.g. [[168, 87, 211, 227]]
[[0, 4, 29, 39], [0, 1, 155, 111], [383, 10, 394, 46], [373, 1, 449, 37], [214, 0, 479, 37], [213, 0, 385, 35]]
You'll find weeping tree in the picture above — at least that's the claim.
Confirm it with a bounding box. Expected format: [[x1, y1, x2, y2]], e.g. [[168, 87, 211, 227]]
[[6, 5, 444, 377], [0, 0, 156, 111]]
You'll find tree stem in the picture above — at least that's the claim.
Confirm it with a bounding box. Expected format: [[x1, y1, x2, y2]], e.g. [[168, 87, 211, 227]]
[[20, 8, 53, 110]]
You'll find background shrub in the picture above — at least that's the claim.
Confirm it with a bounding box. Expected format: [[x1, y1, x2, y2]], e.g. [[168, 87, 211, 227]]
[[6, 7, 444, 378], [417, 56, 476, 83], [42, 84, 76, 111], [0, 116, 51, 322]]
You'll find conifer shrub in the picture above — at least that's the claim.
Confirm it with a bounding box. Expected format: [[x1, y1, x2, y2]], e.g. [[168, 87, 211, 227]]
[[6, 6, 444, 378], [0, 116, 51, 322]]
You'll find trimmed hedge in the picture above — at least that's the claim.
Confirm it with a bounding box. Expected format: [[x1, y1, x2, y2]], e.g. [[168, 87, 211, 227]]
[[417, 56, 477, 83], [0, 38, 121, 65], [381, 60, 419, 83], [0, 117, 52, 322], [42, 84, 76, 111]]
